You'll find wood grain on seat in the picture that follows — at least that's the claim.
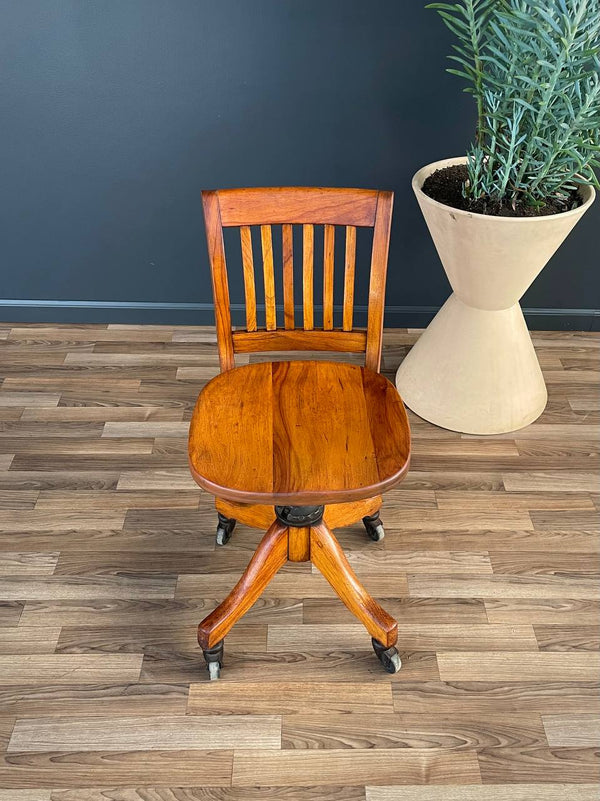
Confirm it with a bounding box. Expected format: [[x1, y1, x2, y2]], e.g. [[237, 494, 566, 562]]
[[188, 360, 410, 506]]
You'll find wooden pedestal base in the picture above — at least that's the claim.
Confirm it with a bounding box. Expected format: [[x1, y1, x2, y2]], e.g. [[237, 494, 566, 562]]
[[198, 506, 399, 677]]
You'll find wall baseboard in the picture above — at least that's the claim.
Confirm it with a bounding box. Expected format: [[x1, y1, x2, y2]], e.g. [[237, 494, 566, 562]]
[[0, 299, 598, 331]]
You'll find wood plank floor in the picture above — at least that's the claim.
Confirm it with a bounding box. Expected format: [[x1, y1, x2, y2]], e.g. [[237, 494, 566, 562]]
[[0, 322, 598, 799]]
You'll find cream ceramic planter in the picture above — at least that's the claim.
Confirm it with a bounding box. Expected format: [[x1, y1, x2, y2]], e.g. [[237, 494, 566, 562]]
[[396, 156, 595, 434]]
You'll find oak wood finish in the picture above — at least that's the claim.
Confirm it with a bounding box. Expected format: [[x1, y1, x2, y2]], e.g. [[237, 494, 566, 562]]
[[0, 323, 598, 797]]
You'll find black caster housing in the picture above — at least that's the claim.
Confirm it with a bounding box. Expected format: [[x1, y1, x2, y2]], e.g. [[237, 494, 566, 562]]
[[372, 637, 401, 673], [202, 639, 224, 680], [216, 513, 236, 546], [363, 512, 385, 542]]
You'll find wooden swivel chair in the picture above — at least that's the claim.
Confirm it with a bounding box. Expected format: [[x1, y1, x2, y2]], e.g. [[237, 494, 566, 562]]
[[188, 187, 411, 679]]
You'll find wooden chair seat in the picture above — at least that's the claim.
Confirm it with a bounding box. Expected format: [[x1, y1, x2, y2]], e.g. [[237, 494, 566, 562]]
[[188, 360, 410, 506]]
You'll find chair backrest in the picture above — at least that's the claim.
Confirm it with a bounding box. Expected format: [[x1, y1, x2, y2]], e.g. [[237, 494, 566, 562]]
[[202, 186, 394, 373]]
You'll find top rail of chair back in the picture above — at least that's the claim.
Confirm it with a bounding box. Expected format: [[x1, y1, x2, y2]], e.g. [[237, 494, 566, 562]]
[[207, 186, 384, 227]]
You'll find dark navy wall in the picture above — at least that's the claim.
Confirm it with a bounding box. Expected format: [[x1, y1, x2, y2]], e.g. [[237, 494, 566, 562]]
[[1, 0, 598, 329]]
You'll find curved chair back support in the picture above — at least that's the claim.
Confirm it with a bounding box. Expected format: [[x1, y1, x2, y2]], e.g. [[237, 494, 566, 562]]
[[202, 186, 394, 373]]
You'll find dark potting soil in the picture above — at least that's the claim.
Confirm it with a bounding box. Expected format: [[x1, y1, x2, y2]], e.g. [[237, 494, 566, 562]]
[[421, 164, 582, 217]]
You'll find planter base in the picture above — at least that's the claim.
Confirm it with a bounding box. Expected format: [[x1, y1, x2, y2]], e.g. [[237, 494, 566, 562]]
[[395, 293, 547, 435]]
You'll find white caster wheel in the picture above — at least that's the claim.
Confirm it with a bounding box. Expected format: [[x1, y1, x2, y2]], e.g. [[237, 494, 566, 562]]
[[363, 513, 385, 542], [215, 514, 236, 546], [216, 527, 230, 546], [372, 637, 402, 673], [202, 639, 224, 680], [208, 661, 221, 680]]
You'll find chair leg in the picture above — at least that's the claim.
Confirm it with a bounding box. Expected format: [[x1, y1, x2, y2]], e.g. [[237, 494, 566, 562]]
[[310, 519, 400, 663], [198, 511, 400, 678], [198, 519, 288, 672]]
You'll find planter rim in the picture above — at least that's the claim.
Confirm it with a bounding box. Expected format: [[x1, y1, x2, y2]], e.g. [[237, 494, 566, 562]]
[[413, 156, 596, 223]]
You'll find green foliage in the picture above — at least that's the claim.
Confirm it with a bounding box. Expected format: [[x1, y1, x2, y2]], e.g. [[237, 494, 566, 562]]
[[426, 0, 600, 207]]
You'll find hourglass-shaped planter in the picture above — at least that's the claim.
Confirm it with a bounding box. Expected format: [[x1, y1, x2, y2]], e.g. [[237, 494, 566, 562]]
[[396, 157, 595, 435]]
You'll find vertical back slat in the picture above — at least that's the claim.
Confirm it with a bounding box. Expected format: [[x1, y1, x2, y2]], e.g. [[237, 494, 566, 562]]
[[342, 225, 356, 332], [202, 191, 235, 371], [323, 224, 335, 330], [240, 226, 257, 332], [282, 224, 294, 330], [365, 191, 394, 372], [261, 224, 277, 331], [303, 224, 314, 331]]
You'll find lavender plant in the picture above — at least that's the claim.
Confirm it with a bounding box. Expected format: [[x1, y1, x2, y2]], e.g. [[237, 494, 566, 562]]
[[427, 0, 600, 210]]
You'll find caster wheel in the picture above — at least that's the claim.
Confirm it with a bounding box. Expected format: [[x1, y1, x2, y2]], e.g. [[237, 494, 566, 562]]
[[202, 639, 224, 681], [207, 661, 221, 680], [216, 514, 236, 546], [372, 637, 402, 674], [363, 513, 385, 542], [216, 526, 231, 546]]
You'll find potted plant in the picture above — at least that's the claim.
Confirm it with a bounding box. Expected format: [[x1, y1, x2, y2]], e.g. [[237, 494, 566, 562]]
[[396, 0, 598, 434]]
